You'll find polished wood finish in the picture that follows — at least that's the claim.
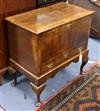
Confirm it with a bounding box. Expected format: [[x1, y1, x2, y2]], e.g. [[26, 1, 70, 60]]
[[6, 2, 94, 105], [6, 3, 94, 34], [0, 0, 36, 85], [69, 0, 100, 37]]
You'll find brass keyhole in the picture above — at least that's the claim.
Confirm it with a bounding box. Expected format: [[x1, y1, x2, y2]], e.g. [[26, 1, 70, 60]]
[[63, 52, 69, 58], [47, 63, 54, 69]]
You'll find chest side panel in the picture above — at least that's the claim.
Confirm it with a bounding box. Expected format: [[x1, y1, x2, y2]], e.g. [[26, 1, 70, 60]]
[[7, 23, 40, 75]]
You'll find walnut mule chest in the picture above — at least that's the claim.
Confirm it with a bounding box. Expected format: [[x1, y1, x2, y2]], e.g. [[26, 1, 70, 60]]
[[6, 2, 94, 106]]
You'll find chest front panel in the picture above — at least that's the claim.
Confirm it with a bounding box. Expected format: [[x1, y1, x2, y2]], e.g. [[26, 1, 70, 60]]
[[39, 25, 70, 63], [39, 16, 91, 74]]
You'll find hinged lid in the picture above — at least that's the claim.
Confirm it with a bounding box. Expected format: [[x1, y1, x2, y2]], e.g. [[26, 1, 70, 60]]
[[6, 2, 94, 34]]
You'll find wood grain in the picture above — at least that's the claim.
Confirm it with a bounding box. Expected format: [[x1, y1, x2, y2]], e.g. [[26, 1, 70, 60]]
[[6, 2, 94, 104], [6, 2, 94, 34]]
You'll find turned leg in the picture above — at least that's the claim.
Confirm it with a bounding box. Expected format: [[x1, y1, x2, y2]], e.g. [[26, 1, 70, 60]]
[[11, 72, 17, 87], [30, 82, 46, 107], [8, 67, 17, 87], [80, 52, 89, 74]]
